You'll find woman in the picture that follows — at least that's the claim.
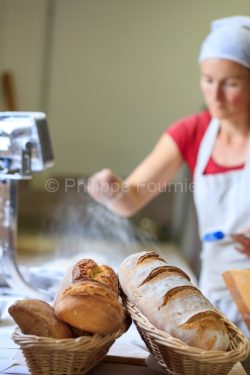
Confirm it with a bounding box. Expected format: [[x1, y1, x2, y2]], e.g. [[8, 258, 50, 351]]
[[87, 16, 250, 337]]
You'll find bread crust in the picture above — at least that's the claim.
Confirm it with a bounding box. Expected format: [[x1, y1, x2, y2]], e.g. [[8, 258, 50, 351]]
[[140, 266, 190, 286], [54, 293, 123, 334], [118, 251, 230, 351], [54, 259, 124, 334], [72, 259, 118, 295]]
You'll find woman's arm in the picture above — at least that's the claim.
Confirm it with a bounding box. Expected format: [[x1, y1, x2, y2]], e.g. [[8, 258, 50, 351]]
[[87, 134, 183, 217]]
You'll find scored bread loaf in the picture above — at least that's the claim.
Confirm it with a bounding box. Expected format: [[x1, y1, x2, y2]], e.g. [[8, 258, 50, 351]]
[[54, 259, 125, 334], [8, 299, 73, 338], [118, 251, 230, 351]]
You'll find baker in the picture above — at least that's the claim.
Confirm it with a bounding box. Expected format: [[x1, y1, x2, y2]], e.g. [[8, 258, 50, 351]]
[[87, 16, 250, 338]]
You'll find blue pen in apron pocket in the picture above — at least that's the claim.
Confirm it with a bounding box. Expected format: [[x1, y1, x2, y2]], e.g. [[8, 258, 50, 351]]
[[202, 230, 250, 244]]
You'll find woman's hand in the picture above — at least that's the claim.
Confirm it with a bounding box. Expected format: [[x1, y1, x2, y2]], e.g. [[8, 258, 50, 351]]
[[87, 134, 183, 216], [87, 169, 123, 204], [87, 169, 137, 217], [232, 227, 250, 256]]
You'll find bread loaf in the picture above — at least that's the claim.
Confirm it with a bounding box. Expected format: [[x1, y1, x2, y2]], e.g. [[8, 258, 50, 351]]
[[54, 259, 125, 334], [118, 251, 230, 351], [8, 299, 73, 339]]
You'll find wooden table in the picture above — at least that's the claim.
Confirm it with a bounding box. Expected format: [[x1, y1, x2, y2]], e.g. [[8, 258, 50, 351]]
[[0, 248, 248, 375]]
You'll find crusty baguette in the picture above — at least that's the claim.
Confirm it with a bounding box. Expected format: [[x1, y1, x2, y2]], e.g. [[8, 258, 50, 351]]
[[8, 299, 73, 339], [54, 259, 124, 334], [118, 251, 230, 351]]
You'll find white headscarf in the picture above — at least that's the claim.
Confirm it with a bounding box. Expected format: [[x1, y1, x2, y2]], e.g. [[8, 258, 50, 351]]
[[198, 16, 250, 69]]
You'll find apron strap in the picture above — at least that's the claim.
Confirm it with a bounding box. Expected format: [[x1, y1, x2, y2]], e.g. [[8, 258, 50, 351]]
[[194, 118, 220, 176], [194, 117, 250, 175], [244, 132, 250, 172]]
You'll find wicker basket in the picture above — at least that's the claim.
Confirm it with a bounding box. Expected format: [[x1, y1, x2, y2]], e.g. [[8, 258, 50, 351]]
[[12, 327, 124, 375], [124, 297, 250, 375]]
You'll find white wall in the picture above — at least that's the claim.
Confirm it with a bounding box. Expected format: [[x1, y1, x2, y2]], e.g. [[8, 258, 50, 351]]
[[0, 0, 6, 105], [0, 0, 48, 111], [0, 0, 249, 176]]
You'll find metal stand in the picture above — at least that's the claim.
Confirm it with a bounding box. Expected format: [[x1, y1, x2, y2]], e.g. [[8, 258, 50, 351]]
[[0, 180, 51, 299], [0, 112, 54, 299]]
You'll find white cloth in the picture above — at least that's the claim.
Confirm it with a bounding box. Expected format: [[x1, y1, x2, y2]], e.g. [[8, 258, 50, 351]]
[[193, 118, 250, 337], [198, 16, 250, 69]]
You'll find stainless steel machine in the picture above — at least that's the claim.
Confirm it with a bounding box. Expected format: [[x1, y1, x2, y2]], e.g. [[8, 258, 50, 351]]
[[0, 112, 54, 299]]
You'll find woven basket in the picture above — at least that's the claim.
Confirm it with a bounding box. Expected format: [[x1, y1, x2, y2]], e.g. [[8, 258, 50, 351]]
[[124, 297, 250, 375], [12, 327, 124, 375]]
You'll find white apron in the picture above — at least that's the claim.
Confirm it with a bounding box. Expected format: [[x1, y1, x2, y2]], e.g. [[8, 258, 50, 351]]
[[193, 118, 250, 337]]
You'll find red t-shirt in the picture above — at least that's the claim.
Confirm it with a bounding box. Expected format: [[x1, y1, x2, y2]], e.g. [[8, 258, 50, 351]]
[[166, 110, 244, 175]]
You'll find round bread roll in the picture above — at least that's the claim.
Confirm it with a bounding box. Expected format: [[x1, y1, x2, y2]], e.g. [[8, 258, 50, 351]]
[[8, 299, 73, 339]]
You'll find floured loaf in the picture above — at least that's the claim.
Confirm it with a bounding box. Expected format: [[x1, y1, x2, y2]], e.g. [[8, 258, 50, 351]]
[[118, 251, 230, 351]]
